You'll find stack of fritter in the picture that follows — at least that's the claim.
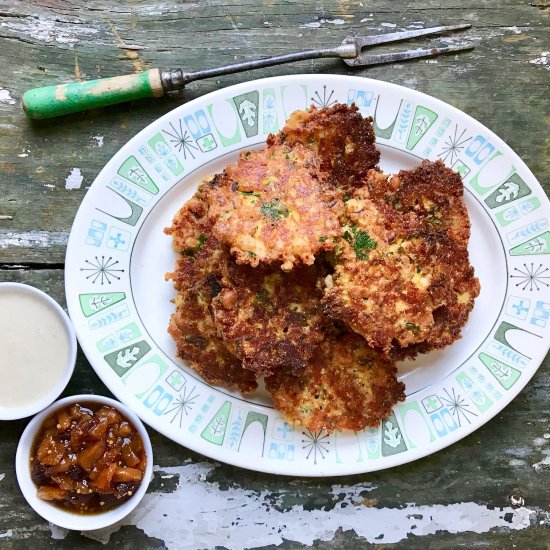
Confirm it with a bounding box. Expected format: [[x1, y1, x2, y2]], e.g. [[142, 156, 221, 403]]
[[165, 104, 480, 432]]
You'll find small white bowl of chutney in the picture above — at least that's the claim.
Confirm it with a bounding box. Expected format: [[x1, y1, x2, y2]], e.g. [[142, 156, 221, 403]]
[[0, 282, 77, 420]]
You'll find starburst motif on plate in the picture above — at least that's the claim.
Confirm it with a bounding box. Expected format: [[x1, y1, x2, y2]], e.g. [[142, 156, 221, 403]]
[[439, 387, 477, 427], [510, 263, 550, 291], [80, 256, 124, 285], [311, 85, 336, 108], [437, 125, 472, 164], [162, 120, 198, 159], [164, 385, 199, 428], [302, 429, 330, 464]]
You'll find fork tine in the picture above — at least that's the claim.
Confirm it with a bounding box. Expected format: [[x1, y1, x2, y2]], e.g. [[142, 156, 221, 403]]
[[356, 24, 471, 48], [344, 44, 474, 67]]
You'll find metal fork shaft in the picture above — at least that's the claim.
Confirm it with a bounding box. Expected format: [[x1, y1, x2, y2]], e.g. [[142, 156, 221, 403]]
[[161, 44, 358, 92]]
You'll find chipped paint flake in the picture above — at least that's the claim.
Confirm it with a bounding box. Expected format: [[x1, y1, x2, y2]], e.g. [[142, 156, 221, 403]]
[[299, 18, 346, 28], [0, 17, 98, 46], [530, 51, 549, 69], [404, 77, 418, 88], [532, 435, 550, 471], [508, 459, 527, 467], [49, 525, 69, 540], [0, 473, 5, 482], [92, 135, 104, 147], [300, 21, 321, 28], [0, 530, 13, 539], [65, 167, 83, 190], [0, 88, 16, 105], [380, 22, 397, 28], [440, 36, 460, 45], [47, 462, 545, 548], [0, 230, 68, 249], [133, 4, 168, 15]]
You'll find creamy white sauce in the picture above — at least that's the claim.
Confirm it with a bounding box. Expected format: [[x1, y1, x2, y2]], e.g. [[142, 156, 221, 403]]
[[0, 290, 69, 408]]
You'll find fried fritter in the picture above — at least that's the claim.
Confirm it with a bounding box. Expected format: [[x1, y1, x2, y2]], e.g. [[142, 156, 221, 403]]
[[166, 183, 212, 255], [211, 262, 327, 377], [268, 103, 380, 192], [364, 160, 471, 247], [265, 332, 405, 432], [165, 186, 257, 393], [206, 143, 341, 271], [323, 160, 480, 357], [167, 288, 257, 393]]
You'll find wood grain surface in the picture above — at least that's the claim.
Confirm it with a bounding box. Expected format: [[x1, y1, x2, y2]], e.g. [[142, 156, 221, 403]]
[[0, 1, 548, 548]]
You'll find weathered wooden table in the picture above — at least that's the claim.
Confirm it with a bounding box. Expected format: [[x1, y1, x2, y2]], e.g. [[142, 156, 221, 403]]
[[1, 0, 549, 548]]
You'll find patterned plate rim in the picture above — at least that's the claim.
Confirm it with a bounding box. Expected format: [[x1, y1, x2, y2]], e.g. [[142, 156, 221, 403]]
[[65, 74, 550, 476]]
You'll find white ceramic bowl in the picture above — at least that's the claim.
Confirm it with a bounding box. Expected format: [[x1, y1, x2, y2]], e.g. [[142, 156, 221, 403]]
[[0, 282, 77, 420], [15, 394, 153, 531]]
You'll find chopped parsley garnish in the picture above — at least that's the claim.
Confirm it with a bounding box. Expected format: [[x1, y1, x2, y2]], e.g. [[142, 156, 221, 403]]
[[240, 190, 260, 198], [319, 236, 328, 242], [428, 216, 442, 226], [260, 199, 289, 221], [405, 322, 420, 334], [247, 250, 257, 258], [254, 287, 270, 305], [183, 233, 207, 257], [343, 226, 377, 260]]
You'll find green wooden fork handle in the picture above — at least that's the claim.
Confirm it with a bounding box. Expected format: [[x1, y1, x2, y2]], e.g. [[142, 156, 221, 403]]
[[22, 69, 164, 119]]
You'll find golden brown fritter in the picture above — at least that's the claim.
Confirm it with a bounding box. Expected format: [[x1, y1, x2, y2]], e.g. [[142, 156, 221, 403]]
[[364, 160, 471, 248], [265, 332, 405, 433], [167, 289, 257, 393], [206, 143, 341, 271], [268, 103, 380, 192], [165, 186, 257, 393], [211, 262, 327, 377], [323, 160, 480, 357], [166, 183, 212, 255]]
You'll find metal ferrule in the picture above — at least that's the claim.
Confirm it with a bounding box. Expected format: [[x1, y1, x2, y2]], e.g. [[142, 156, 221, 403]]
[[160, 69, 189, 92]]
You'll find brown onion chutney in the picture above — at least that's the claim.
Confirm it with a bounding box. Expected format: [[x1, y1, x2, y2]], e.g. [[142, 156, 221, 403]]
[[30, 402, 147, 514]]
